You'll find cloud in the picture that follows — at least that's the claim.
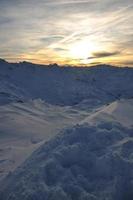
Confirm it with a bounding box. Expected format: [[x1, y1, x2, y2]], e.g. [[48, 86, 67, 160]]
[[88, 51, 120, 59], [122, 61, 133, 66], [89, 61, 102, 65], [53, 48, 67, 52], [0, 0, 132, 66], [45, 0, 97, 6], [40, 36, 64, 46]]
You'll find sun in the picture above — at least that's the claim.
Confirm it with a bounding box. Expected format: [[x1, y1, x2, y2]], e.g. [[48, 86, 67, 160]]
[[69, 41, 98, 60]]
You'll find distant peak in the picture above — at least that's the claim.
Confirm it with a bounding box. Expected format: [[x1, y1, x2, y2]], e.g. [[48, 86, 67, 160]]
[[0, 58, 8, 64], [49, 63, 59, 67], [19, 61, 33, 65]]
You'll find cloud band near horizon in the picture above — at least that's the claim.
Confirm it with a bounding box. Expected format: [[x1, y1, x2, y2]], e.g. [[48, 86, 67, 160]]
[[0, 0, 132, 66]]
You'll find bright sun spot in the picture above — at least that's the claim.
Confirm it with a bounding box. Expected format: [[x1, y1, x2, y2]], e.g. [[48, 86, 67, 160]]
[[69, 41, 98, 60]]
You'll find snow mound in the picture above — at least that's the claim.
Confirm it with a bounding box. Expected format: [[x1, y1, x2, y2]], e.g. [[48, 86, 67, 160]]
[[0, 122, 133, 200], [83, 99, 133, 128]]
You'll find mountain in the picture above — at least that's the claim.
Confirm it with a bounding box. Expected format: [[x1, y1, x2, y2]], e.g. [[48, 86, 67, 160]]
[[0, 59, 133, 106], [0, 59, 133, 199]]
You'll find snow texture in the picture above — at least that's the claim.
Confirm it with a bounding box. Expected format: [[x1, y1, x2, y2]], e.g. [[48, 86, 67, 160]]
[[0, 59, 133, 200], [0, 122, 133, 200]]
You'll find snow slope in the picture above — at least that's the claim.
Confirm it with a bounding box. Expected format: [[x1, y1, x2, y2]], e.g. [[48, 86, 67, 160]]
[[0, 99, 88, 180]]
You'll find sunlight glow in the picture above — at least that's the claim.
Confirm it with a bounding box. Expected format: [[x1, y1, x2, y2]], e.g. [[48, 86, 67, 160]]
[[69, 41, 99, 59]]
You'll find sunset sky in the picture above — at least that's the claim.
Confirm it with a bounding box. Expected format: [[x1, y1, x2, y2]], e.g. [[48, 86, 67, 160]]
[[0, 0, 133, 66]]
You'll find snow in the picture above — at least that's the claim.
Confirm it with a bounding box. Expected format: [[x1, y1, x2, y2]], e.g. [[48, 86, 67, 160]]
[[0, 60, 133, 106], [0, 59, 133, 199], [0, 99, 88, 180], [83, 99, 133, 128], [0, 122, 133, 200]]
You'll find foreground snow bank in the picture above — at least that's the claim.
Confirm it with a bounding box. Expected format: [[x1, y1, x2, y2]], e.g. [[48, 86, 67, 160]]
[[1, 122, 133, 200]]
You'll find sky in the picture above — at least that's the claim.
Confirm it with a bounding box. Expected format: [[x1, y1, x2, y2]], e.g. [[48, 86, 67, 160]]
[[0, 0, 133, 66]]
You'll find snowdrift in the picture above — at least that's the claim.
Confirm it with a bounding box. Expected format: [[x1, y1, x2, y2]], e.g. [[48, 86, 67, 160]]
[[0, 121, 133, 200], [83, 99, 133, 128]]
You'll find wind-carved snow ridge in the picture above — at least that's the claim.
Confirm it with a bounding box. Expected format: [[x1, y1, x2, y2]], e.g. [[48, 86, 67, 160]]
[[82, 99, 133, 128], [0, 121, 133, 200]]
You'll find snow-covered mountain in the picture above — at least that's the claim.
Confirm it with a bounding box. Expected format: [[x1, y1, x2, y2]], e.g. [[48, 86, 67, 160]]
[[0, 59, 133, 106], [0, 59, 133, 200]]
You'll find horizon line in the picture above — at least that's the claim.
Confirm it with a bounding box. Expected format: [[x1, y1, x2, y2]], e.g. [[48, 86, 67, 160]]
[[0, 58, 132, 68]]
